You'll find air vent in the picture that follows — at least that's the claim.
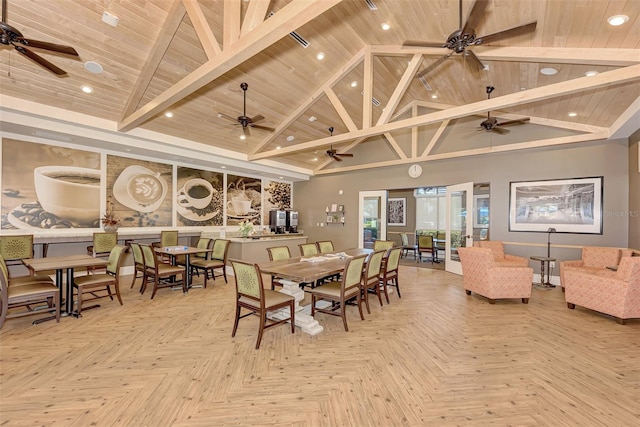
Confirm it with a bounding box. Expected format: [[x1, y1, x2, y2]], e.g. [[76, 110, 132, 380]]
[[268, 12, 310, 48], [361, 91, 381, 107], [419, 76, 432, 91], [365, 0, 378, 11]]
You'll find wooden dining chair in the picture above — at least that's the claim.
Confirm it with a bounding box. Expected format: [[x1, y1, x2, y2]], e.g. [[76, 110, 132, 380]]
[[316, 241, 334, 253], [0, 234, 35, 269], [0, 255, 60, 328], [418, 235, 435, 264], [177, 237, 211, 285], [230, 260, 295, 349], [129, 242, 146, 292], [308, 254, 368, 332], [400, 233, 417, 259], [86, 232, 118, 274], [152, 230, 179, 264], [72, 245, 128, 315], [140, 244, 186, 298], [266, 246, 291, 290], [361, 250, 386, 314], [373, 240, 394, 251], [299, 243, 319, 256], [380, 247, 402, 302], [190, 239, 230, 287]]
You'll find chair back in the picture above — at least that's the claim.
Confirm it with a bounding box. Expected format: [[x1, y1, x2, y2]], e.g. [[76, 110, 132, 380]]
[[365, 250, 385, 281], [477, 240, 505, 261], [384, 247, 402, 273], [140, 244, 159, 270], [130, 242, 144, 266], [160, 230, 179, 247], [267, 246, 291, 261], [106, 245, 129, 276], [418, 235, 434, 250], [316, 241, 334, 253], [230, 260, 264, 304], [373, 240, 394, 251], [341, 255, 367, 296], [211, 239, 230, 262], [400, 233, 409, 246], [194, 238, 212, 259], [0, 255, 9, 285], [92, 232, 118, 255], [299, 243, 319, 256], [0, 235, 34, 263]]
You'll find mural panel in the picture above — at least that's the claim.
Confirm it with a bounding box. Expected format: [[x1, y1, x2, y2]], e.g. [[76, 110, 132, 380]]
[[176, 167, 223, 226], [1, 139, 100, 229], [107, 155, 172, 227], [262, 180, 291, 224], [227, 174, 261, 225]]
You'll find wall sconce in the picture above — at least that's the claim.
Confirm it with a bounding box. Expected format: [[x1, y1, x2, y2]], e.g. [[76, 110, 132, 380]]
[[547, 227, 556, 258]]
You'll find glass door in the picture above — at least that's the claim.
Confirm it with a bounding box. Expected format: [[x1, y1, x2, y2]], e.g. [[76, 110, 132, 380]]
[[445, 182, 474, 275], [358, 191, 387, 249]]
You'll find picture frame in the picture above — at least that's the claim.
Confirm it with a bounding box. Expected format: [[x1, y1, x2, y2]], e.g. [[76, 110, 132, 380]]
[[387, 197, 406, 227], [473, 195, 490, 228], [509, 176, 603, 234], [331, 203, 338, 212], [326, 215, 333, 223], [338, 204, 344, 212]]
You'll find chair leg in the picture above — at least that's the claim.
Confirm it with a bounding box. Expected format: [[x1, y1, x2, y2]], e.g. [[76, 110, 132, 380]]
[[376, 286, 383, 307], [363, 287, 371, 314], [114, 284, 123, 305], [290, 300, 295, 333], [488, 299, 496, 304], [256, 311, 266, 349], [150, 278, 159, 299], [357, 292, 365, 321], [340, 302, 349, 332], [522, 298, 529, 304], [392, 278, 400, 299], [616, 318, 626, 325], [567, 303, 575, 309], [232, 304, 241, 337], [465, 290, 472, 295]]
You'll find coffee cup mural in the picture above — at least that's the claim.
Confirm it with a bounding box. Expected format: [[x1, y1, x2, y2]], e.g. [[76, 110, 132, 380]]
[[227, 196, 252, 216], [113, 165, 168, 213], [177, 178, 214, 209]]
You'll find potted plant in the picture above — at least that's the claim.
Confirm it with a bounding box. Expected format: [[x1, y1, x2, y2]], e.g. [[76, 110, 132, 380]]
[[102, 197, 119, 232]]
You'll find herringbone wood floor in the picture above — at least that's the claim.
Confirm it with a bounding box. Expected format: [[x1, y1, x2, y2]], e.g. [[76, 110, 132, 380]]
[[1, 266, 639, 426]]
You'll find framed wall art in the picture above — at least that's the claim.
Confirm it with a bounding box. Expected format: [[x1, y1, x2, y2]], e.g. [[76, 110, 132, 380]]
[[387, 197, 406, 227], [473, 195, 490, 228], [509, 176, 603, 234]]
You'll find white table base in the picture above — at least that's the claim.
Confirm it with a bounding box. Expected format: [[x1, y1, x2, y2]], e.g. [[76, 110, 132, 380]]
[[267, 279, 324, 336]]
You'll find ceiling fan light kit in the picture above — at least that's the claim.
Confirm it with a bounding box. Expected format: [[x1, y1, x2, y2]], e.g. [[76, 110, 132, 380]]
[[217, 82, 275, 138]]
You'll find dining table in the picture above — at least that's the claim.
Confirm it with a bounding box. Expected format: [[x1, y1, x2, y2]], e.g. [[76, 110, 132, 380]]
[[257, 248, 372, 335], [22, 254, 109, 320], [154, 245, 213, 290]]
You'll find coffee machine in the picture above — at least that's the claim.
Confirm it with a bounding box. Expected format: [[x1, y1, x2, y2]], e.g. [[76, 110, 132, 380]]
[[269, 210, 286, 234], [286, 210, 298, 233]]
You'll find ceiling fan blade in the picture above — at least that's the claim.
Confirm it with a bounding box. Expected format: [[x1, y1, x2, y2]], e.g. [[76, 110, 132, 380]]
[[250, 124, 275, 132], [492, 127, 510, 135], [496, 117, 531, 127], [461, 0, 489, 34], [402, 40, 446, 48], [464, 49, 485, 72], [331, 155, 343, 162], [16, 37, 78, 56], [336, 153, 354, 157], [14, 45, 66, 75], [217, 112, 238, 123], [250, 114, 265, 124], [415, 52, 452, 78], [476, 21, 537, 45]]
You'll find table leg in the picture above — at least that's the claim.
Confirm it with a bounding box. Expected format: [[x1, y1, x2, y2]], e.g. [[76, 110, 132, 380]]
[[268, 279, 323, 336]]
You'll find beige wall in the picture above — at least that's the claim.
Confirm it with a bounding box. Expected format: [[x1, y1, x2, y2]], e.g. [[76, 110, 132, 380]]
[[295, 139, 631, 262], [629, 129, 640, 250]]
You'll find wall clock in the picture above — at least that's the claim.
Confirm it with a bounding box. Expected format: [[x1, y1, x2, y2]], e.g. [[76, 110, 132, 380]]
[[408, 164, 422, 178]]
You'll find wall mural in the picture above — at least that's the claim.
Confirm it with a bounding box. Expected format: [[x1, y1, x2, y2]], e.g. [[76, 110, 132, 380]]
[[176, 167, 223, 227], [227, 174, 261, 225], [107, 155, 172, 227], [262, 180, 291, 224], [1, 139, 100, 229]]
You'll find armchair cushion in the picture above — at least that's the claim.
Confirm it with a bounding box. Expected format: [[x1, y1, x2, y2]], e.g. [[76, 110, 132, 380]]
[[560, 246, 629, 288], [477, 241, 528, 267]]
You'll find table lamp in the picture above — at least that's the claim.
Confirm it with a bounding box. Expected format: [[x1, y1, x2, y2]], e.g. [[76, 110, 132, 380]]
[[547, 227, 556, 258]]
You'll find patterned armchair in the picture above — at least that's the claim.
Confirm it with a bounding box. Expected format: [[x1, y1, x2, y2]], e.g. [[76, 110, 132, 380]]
[[560, 246, 631, 291], [564, 256, 640, 324], [477, 240, 528, 267], [458, 247, 533, 304]]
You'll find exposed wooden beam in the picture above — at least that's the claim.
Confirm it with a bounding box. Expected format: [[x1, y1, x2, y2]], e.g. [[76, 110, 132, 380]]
[[241, 0, 271, 36], [120, 1, 186, 119], [223, 0, 241, 49], [384, 133, 407, 159], [250, 64, 640, 160], [362, 45, 373, 129], [422, 120, 449, 157], [316, 138, 366, 170], [609, 96, 640, 139], [325, 88, 358, 132], [376, 53, 422, 126], [118, 0, 342, 132], [183, 0, 221, 58], [411, 103, 418, 158]]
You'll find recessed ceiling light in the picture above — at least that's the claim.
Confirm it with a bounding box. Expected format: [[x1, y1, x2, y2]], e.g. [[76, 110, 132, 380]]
[[520, 87, 527, 91], [607, 15, 629, 26], [81, 85, 93, 94], [221, 166, 226, 169], [286, 135, 294, 141], [164, 112, 173, 118], [239, 134, 246, 140], [568, 112, 578, 117], [381, 23, 390, 31], [350, 81, 358, 88], [585, 70, 599, 77], [101, 11, 119, 27], [276, 146, 282, 150], [308, 116, 317, 122], [84, 61, 103, 74], [431, 94, 438, 99], [279, 176, 283, 179], [125, 148, 132, 152], [540, 67, 558, 75], [316, 52, 325, 60], [312, 157, 318, 162]]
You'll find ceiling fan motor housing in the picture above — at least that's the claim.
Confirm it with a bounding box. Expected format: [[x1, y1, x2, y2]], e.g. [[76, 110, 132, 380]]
[[446, 29, 477, 53]]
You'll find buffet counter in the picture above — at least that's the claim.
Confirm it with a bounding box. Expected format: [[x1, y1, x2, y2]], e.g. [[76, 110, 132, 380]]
[[222, 234, 308, 264]]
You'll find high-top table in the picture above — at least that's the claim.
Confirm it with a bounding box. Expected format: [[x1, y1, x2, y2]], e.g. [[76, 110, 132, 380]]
[[258, 248, 371, 335], [154, 246, 213, 290], [23, 254, 109, 319]]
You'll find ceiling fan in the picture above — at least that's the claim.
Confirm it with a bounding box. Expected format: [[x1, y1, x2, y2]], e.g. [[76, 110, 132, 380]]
[[403, 0, 536, 78], [478, 86, 529, 134], [326, 127, 353, 162], [0, 0, 79, 76], [217, 82, 275, 138]]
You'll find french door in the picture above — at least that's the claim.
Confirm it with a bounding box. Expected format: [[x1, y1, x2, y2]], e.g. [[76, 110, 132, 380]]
[[445, 182, 474, 275], [358, 191, 387, 249]]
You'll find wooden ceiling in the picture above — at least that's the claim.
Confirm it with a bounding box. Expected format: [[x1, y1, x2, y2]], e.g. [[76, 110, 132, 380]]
[[1, 0, 639, 177]]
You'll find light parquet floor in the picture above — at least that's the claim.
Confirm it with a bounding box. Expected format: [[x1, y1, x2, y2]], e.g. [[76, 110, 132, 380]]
[[1, 267, 639, 426]]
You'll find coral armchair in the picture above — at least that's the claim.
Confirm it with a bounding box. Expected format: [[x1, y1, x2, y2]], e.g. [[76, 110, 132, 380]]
[[458, 247, 533, 304], [477, 241, 528, 267], [559, 246, 630, 291], [564, 257, 640, 324]]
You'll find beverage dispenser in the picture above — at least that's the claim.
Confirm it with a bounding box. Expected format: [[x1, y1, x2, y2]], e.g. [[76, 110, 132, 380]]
[[269, 210, 286, 234], [286, 210, 299, 233]]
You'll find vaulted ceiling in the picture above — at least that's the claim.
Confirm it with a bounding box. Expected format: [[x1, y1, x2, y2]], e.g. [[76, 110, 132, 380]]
[[1, 0, 639, 179]]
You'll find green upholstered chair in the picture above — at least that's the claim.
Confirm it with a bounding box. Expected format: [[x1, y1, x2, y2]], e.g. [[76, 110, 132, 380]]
[[0, 234, 35, 268], [190, 239, 230, 287], [140, 244, 186, 298], [361, 249, 385, 314], [129, 242, 146, 292], [230, 260, 295, 349], [73, 245, 128, 315], [86, 232, 118, 273], [153, 230, 179, 263], [400, 233, 417, 259], [308, 254, 367, 332], [266, 246, 292, 290], [316, 241, 335, 253], [380, 247, 402, 302], [299, 243, 319, 256], [418, 235, 435, 263], [373, 240, 394, 251]]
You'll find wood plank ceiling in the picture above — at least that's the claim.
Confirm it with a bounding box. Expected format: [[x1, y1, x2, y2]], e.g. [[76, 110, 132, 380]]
[[0, 0, 638, 176]]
